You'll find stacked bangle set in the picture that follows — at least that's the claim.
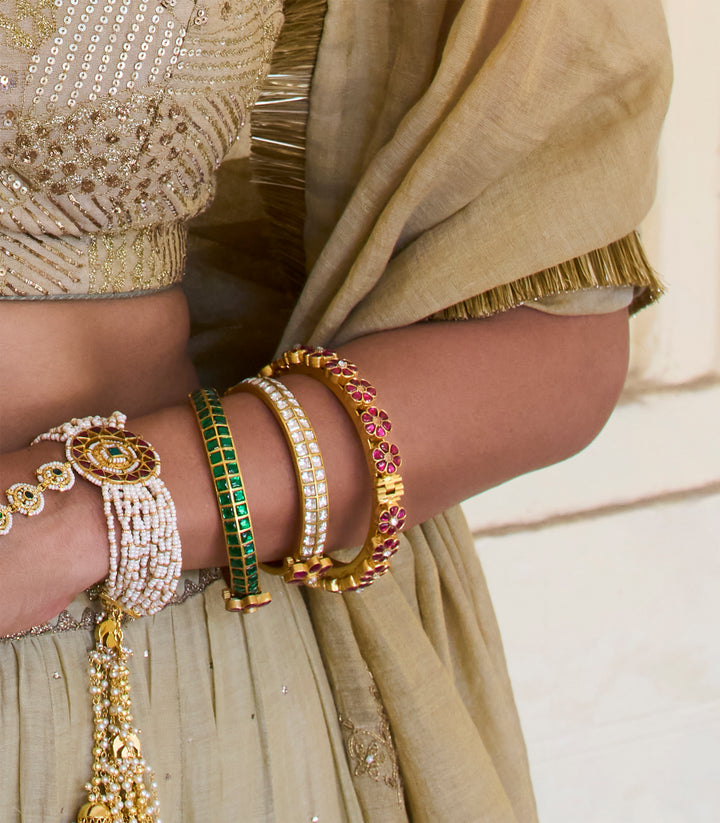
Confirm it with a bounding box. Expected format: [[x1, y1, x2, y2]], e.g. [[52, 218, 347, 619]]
[[1, 347, 404, 823], [189, 346, 406, 612], [1, 346, 404, 615], [258, 346, 406, 592], [0, 346, 404, 616]]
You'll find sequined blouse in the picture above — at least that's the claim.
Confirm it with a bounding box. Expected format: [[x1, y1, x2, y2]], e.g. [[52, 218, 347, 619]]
[[0, 0, 283, 298]]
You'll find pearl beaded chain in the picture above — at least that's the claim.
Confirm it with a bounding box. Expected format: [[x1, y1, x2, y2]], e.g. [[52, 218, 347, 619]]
[[33, 411, 182, 615], [31, 411, 180, 823], [77, 602, 161, 823]]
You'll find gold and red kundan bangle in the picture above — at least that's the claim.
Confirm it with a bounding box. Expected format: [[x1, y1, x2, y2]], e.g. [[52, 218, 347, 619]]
[[256, 346, 406, 593]]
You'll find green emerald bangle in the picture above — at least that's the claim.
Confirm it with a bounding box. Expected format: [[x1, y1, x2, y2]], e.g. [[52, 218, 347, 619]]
[[189, 388, 271, 614]]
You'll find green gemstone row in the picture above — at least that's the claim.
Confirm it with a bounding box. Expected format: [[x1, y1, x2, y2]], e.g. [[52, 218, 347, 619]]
[[191, 389, 259, 598]]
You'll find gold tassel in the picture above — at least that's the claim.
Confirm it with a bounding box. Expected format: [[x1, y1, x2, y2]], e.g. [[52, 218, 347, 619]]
[[76, 599, 159, 823], [431, 231, 665, 321], [250, 0, 327, 289]]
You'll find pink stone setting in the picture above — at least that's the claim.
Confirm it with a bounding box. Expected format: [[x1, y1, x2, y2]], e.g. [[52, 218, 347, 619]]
[[325, 358, 357, 380], [360, 407, 391, 439], [378, 505, 407, 535], [372, 441, 401, 474], [345, 378, 376, 405]]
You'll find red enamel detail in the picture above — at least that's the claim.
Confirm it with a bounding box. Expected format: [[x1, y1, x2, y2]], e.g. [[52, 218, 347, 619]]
[[325, 359, 356, 379], [345, 378, 376, 404], [361, 406, 391, 438], [378, 505, 407, 535], [372, 441, 401, 473]]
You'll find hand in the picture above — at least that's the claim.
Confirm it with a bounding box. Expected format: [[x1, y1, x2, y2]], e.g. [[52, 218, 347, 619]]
[[0, 440, 109, 636]]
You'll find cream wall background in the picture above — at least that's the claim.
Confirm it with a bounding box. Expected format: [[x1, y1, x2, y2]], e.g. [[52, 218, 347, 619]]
[[463, 3, 720, 821]]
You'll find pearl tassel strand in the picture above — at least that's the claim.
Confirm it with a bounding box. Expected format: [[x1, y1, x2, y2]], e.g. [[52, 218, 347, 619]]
[[78, 598, 161, 823], [32, 412, 182, 823]]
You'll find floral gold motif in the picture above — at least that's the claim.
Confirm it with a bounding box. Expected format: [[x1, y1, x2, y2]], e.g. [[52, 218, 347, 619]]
[[339, 680, 403, 805], [0, 0, 55, 52], [67, 426, 161, 487]]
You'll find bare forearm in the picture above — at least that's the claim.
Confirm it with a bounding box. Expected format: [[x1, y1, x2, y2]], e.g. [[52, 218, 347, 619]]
[[133, 306, 629, 572], [1, 306, 629, 606]]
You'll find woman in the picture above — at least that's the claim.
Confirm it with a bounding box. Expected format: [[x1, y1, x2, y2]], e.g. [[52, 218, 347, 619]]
[[0, 0, 671, 820]]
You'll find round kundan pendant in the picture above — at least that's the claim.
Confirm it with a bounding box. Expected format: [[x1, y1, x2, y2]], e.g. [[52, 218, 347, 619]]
[[66, 425, 160, 486]]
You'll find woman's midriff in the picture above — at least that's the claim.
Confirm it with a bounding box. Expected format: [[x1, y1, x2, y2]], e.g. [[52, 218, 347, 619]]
[[0, 287, 199, 454]]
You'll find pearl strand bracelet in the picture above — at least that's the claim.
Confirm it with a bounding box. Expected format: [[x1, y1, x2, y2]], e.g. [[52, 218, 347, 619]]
[[27, 411, 177, 823], [33, 411, 182, 615]]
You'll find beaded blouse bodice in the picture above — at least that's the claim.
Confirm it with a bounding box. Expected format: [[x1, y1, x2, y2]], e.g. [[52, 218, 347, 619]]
[[0, 0, 283, 297]]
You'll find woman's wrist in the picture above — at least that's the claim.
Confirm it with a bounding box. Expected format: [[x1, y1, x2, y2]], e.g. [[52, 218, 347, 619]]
[[28, 439, 110, 588], [0, 438, 108, 633], [127, 377, 372, 575], [128, 397, 299, 571]]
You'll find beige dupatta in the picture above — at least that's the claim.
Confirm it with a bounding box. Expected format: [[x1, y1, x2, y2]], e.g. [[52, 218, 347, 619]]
[[250, 2, 672, 820], [280, 0, 671, 347]]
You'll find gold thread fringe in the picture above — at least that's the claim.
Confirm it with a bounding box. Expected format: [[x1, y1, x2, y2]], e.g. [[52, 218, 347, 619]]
[[431, 231, 665, 321], [251, 12, 663, 320], [250, 0, 327, 289]]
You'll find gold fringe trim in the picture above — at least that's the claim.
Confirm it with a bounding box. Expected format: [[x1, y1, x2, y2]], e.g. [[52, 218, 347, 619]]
[[251, 19, 663, 319], [250, 0, 327, 289], [431, 231, 665, 321]]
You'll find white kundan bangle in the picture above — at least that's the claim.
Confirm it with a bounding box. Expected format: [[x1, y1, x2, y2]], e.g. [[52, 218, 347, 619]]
[[226, 376, 333, 585]]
